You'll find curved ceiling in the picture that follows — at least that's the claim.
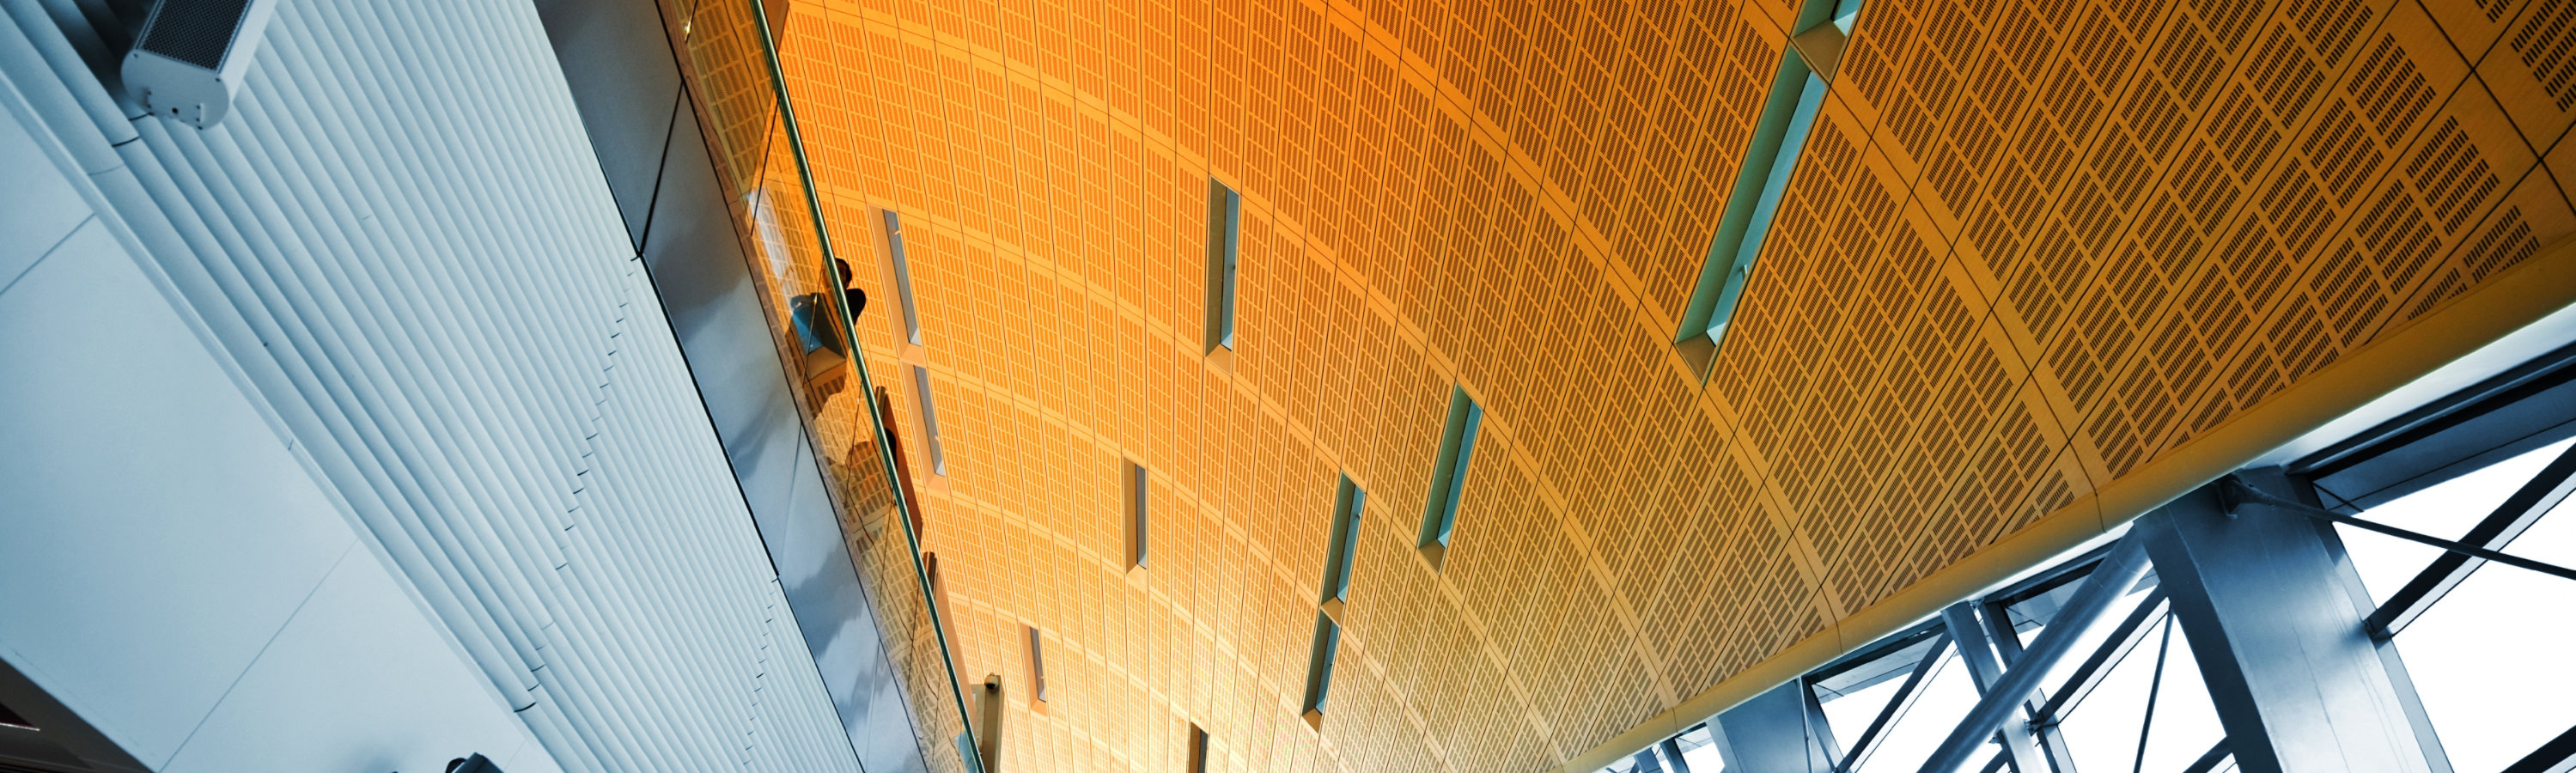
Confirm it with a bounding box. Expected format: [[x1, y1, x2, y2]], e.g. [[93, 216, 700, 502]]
[[673, 0, 2576, 770]]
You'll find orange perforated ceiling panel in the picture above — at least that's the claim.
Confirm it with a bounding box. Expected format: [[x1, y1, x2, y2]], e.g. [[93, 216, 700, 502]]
[[673, 0, 2576, 770]]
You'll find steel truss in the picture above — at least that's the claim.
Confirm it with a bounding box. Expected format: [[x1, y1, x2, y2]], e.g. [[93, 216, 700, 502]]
[[1606, 343, 2576, 773]]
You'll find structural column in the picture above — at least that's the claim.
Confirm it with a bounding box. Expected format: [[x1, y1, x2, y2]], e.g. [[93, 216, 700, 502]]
[[1710, 681, 1836, 772], [2137, 469, 2443, 773]]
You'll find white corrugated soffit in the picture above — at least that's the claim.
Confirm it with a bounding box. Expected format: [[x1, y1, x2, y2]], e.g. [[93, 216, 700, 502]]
[[0, 0, 862, 770]]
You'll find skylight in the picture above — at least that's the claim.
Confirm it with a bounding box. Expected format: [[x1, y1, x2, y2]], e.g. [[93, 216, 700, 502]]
[[1299, 612, 1340, 727], [881, 210, 923, 345], [1126, 460, 1149, 569], [911, 365, 947, 475], [1416, 386, 1483, 569], [1672, 52, 1830, 374], [1205, 180, 1242, 352], [1318, 477, 1365, 616]]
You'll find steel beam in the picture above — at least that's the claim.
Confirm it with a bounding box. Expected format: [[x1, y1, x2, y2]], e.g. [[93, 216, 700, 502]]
[[1916, 534, 2152, 773], [1940, 604, 2048, 773], [2368, 440, 2576, 635], [2229, 478, 2576, 585], [1658, 737, 1696, 773], [1632, 748, 1665, 773], [2030, 587, 2166, 722], [1710, 681, 1836, 773], [2295, 339, 2576, 512], [2143, 469, 2443, 773], [2501, 722, 2576, 773]]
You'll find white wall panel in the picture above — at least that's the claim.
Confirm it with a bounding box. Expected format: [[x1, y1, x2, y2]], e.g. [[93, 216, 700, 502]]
[[161, 554, 568, 773], [0, 0, 865, 769], [0, 92, 82, 292], [0, 103, 553, 770], [0, 216, 353, 768]]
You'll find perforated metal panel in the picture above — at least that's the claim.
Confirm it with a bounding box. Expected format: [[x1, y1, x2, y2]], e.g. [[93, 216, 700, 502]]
[[673, 0, 2576, 771]]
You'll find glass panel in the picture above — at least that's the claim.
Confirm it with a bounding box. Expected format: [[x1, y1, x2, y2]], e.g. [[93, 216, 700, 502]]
[[1818, 654, 1915, 740], [1128, 460, 1149, 569], [1997, 572, 2092, 650], [1321, 478, 1366, 604], [1672, 724, 1725, 771], [913, 364, 948, 475], [1845, 650, 1979, 771], [1206, 180, 1241, 350], [1687, 67, 1827, 351], [1421, 387, 1483, 553], [2007, 571, 2163, 706], [1812, 630, 1946, 703], [882, 210, 923, 345], [1301, 614, 1342, 715], [1027, 626, 1048, 703], [666, 1, 981, 768], [2051, 614, 2226, 773], [1809, 631, 1982, 773], [2388, 474, 2576, 771], [2339, 438, 2576, 606], [1832, 0, 1866, 32], [1675, 50, 1818, 352]]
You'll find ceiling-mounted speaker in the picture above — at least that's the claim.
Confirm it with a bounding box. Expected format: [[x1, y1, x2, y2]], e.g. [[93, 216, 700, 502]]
[[121, 0, 281, 128]]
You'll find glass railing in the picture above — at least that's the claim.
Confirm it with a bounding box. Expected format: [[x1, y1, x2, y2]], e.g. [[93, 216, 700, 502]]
[[661, 1, 980, 770]]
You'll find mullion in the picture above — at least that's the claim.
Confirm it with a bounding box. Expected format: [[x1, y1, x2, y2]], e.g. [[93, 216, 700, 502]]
[[2128, 617, 2176, 773], [2033, 587, 2169, 723], [1828, 631, 1952, 773], [2365, 441, 2576, 636], [2179, 740, 2232, 773], [2226, 480, 2576, 587], [2501, 721, 2576, 773]]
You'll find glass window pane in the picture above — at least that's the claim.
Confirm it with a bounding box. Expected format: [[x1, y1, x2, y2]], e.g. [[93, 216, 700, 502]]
[[2051, 614, 2225, 772], [2339, 438, 2575, 606], [1849, 651, 1978, 772], [2013, 575, 2163, 706], [1673, 724, 1724, 771], [2390, 487, 2576, 771], [1818, 654, 1914, 740], [1814, 630, 1947, 760]]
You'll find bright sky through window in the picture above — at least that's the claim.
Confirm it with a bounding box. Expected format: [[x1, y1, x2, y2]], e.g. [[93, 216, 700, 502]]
[[2339, 438, 2576, 771]]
